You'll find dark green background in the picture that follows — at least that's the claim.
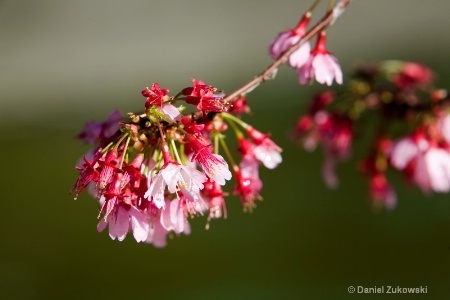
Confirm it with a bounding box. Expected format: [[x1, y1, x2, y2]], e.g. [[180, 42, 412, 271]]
[[2, 1, 450, 299]]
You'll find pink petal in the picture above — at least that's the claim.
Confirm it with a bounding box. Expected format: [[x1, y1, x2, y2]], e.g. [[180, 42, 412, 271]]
[[297, 57, 314, 85], [288, 42, 311, 68], [161, 104, 181, 122], [390, 138, 418, 170], [253, 146, 282, 169], [109, 206, 129, 241], [129, 206, 149, 242], [207, 154, 232, 185], [160, 199, 173, 231], [97, 219, 107, 233], [161, 164, 180, 194], [425, 148, 450, 192]]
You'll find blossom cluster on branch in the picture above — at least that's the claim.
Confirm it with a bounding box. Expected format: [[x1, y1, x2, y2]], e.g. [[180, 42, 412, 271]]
[[72, 80, 281, 247], [293, 61, 450, 210]]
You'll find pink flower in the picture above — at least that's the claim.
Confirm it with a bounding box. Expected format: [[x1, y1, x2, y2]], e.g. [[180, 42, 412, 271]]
[[233, 157, 263, 209], [144, 162, 207, 208], [144, 216, 170, 248], [186, 135, 232, 185], [202, 180, 227, 220], [269, 13, 311, 68], [246, 126, 282, 169], [298, 31, 343, 86], [160, 199, 191, 234], [228, 98, 250, 115], [97, 203, 149, 242], [390, 133, 450, 193]]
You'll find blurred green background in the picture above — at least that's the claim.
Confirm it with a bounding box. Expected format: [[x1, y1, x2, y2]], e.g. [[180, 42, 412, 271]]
[[2, 1, 450, 299]]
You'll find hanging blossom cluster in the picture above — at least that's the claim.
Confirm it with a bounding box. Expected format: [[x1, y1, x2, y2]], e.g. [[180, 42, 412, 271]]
[[72, 80, 282, 247], [71, 0, 352, 246], [293, 60, 450, 210]]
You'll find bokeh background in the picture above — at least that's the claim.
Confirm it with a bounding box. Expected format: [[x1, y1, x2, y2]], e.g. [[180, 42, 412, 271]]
[[2, 1, 450, 299]]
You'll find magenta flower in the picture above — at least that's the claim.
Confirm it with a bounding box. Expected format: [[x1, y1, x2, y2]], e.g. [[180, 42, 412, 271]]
[[269, 13, 311, 68], [233, 159, 263, 209], [186, 134, 232, 185], [298, 31, 343, 86], [202, 179, 227, 220], [182, 79, 227, 115], [142, 83, 169, 108]]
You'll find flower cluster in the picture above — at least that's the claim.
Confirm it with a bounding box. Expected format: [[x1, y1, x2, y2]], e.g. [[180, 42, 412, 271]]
[[72, 80, 282, 247], [293, 60, 450, 210], [269, 12, 343, 86]]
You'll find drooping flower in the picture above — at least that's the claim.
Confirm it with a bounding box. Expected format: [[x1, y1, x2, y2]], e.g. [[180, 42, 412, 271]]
[[185, 134, 232, 185], [246, 126, 282, 169], [229, 97, 250, 115], [297, 31, 343, 86], [233, 159, 263, 210], [390, 131, 450, 193], [202, 179, 227, 220], [269, 12, 311, 68], [160, 198, 191, 234], [144, 144, 207, 208]]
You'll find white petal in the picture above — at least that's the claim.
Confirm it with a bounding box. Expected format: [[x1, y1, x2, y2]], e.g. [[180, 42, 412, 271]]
[[390, 138, 419, 170], [161, 164, 180, 194], [288, 42, 311, 68], [161, 104, 181, 122]]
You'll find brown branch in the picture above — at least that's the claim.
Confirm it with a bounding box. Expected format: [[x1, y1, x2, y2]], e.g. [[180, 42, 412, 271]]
[[222, 0, 352, 103]]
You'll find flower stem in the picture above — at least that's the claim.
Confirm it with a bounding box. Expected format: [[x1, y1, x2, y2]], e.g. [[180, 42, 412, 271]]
[[308, 0, 322, 12], [219, 136, 237, 168], [119, 135, 131, 168]]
